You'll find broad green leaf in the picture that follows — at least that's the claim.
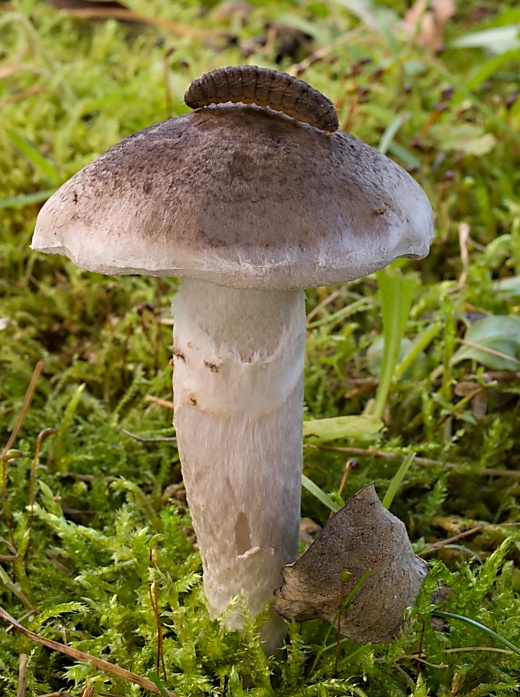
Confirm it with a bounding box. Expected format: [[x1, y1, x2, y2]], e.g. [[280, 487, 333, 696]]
[[371, 268, 419, 419], [303, 415, 383, 444], [494, 276, 520, 298], [452, 316, 520, 371], [367, 337, 413, 377], [452, 27, 520, 54], [429, 124, 497, 156]]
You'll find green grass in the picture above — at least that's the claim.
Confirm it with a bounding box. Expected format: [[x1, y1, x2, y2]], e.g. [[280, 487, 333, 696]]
[[1, 0, 520, 694]]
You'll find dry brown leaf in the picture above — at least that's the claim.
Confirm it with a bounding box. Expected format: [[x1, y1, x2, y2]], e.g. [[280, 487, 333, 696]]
[[275, 483, 428, 642], [403, 0, 456, 52]]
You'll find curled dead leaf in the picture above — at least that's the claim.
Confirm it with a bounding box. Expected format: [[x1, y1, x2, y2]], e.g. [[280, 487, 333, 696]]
[[275, 483, 428, 642]]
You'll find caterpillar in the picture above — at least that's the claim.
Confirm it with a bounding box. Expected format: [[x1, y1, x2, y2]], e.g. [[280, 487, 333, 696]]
[[184, 66, 338, 134]]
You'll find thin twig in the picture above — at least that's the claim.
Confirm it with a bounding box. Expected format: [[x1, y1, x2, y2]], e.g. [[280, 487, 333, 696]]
[[392, 645, 515, 666], [310, 444, 520, 479], [1, 453, 15, 549], [148, 548, 167, 681], [445, 646, 514, 655], [305, 289, 341, 322], [27, 429, 57, 564], [144, 396, 174, 410], [1, 358, 43, 549], [0, 536, 18, 562], [395, 654, 447, 669], [420, 522, 520, 556], [0, 605, 177, 697], [0, 360, 44, 460], [420, 526, 483, 555], [329, 460, 355, 520], [16, 653, 28, 697], [458, 338, 520, 366], [337, 461, 354, 498], [455, 221, 470, 291]]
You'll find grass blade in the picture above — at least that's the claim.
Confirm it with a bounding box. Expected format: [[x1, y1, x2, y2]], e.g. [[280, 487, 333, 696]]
[[371, 268, 418, 420], [302, 474, 340, 513], [6, 129, 60, 184], [434, 610, 520, 657], [0, 190, 55, 209], [382, 452, 415, 510]]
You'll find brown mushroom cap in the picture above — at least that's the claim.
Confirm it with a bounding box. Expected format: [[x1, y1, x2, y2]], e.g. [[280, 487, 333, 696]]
[[32, 106, 434, 289]]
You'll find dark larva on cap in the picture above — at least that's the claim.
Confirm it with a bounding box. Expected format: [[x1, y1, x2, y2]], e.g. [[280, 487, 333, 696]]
[[184, 66, 339, 134]]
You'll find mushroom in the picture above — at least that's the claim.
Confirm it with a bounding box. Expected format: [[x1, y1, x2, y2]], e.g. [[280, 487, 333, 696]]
[[31, 69, 434, 653]]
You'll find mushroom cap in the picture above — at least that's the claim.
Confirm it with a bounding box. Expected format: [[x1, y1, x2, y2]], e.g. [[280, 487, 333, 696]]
[[32, 106, 434, 289]]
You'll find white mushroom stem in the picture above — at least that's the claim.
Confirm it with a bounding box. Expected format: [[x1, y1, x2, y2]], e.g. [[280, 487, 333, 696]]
[[172, 278, 306, 649]]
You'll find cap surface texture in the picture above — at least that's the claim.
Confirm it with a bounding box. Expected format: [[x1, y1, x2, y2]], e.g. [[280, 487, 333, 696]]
[[32, 106, 434, 289]]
